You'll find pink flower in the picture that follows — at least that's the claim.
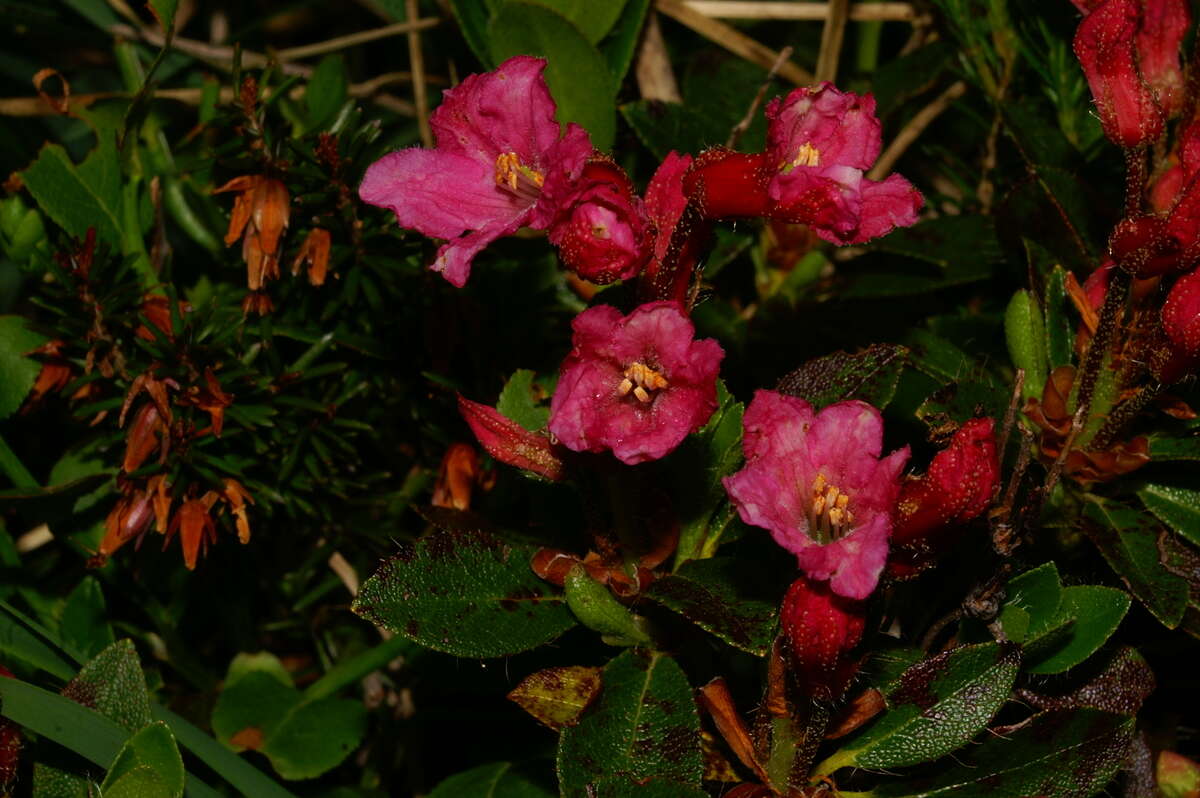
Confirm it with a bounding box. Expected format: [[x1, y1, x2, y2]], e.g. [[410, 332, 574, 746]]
[[723, 391, 909, 599], [682, 84, 921, 245], [358, 56, 592, 287], [548, 301, 724, 465], [764, 84, 922, 244], [548, 158, 649, 284]]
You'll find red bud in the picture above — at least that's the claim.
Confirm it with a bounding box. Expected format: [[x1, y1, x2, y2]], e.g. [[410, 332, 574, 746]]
[[781, 576, 866, 701], [458, 395, 564, 481]]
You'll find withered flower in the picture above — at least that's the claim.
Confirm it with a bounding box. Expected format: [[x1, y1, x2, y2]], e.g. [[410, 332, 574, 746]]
[[122, 403, 165, 473], [220, 478, 254, 544], [179, 367, 234, 437], [135, 295, 191, 342], [167, 492, 220, 570], [431, 443, 492, 511], [23, 340, 72, 409], [215, 175, 290, 291], [98, 490, 154, 560], [291, 229, 331, 286]]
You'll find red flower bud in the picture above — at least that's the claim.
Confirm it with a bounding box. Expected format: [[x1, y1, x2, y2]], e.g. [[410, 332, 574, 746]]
[[780, 576, 866, 701], [1073, 0, 1165, 148], [682, 149, 772, 219], [1162, 268, 1200, 372], [1109, 215, 1182, 276], [548, 159, 649, 284], [458, 395, 564, 481], [891, 418, 999, 574], [1137, 0, 1190, 117]]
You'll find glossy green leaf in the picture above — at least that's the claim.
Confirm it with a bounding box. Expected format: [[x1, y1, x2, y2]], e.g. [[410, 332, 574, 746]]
[[815, 642, 1021, 774], [1139, 481, 1200, 548], [352, 528, 575, 657], [497, 369, 549, 431], [61, 576, 115, 661], [0, 676, 127, 768], [66, 639, 153, 733], [647, 558, 780, 656], [557, 651, 701, 796], [998, 562, 1066, 644], [902, 330, 982, 384], [102, 766, 171, 798], [522, 0, 627, 43], [0, 601, 78, 680], [1027, 586, 1130, 674], [775, 344, 907, 411], [1149, 434, 1200, 461], [305, 55, 348, 132], [448, 0, 495, 67], [0, 314, 47, 419], [868, 215, 1003, 270], [100, 722, 185, 797], [489, 3, 617, 151], [428, 761, 554, 797], [870, 710, 1134, 798], [1083, 499, 1189, 628], [600, 0, 649, 80], [20, 141, 122, 246]]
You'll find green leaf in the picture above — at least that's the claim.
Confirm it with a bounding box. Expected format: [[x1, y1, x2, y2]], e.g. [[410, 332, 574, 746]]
[[0, 314, 47, 419], [1083, 498, 1189, 628], [0, 601, 79, 680], [305, 55, 348, 132], [1026, 586, 1131, 675], [815, 642, 1021, 774], [61, 576, 115, 661], [1005, 290, 1047, 401], [100, 722, 185, 798], [489, 3, 617, 151], [600, 0, 649, 80], [0, 676, 127, 769], [869, 215, 1003, 271], [903, 330, 982, 384], [590, 778, 709, 797], [1042, 263, 1075, 370], [522, 0, 628, 43], [147, 0, 177, 31], [428, 761, 554, 798], [673, 381, 743, 565], [998, 562, 1065, 645], [915, 375, 1009, 427], [212, 669, 367, 781], [557, 651, 701, 796], [647, 558, 780, 656], [620, 100, 731, 161], [497, 369, 549, 431], [1149, 434, 1200, 461], [1139, 481, 1200, 548], [449, 0, 496, 67], [65, 639, 153, 733], [21, 141, 122, 247], [775, 344, 907, 411], [869, 710, 1133, 798], [352, 528, 575, 657], [103, 766, 171, 798]]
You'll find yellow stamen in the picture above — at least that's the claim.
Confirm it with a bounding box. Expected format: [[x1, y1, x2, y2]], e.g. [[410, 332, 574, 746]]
[[807, 473, 855, 543], [494, 152, 545, 198], [621, 362, 669, 403], [790, 142, 821, 169]]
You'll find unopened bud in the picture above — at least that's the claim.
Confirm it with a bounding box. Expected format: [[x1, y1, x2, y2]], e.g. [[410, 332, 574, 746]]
[[781, 576, 866, 701]]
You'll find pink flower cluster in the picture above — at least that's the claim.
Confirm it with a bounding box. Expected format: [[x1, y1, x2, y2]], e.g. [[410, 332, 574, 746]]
[[359, 58, 921, 290]]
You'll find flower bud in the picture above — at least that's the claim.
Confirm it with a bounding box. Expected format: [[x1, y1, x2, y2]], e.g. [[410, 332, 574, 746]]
[[1073, 0, 1165, 148], [681, 149, 772, 220], [458, 395, 564, 481], [549, 159, 649, 284], [1137, 0, 1190, 117], [891, 418, 999, 575], [781, 576, 866, 701], [1163, 268, 1200, 356], [1109, 215, 1180, 277]]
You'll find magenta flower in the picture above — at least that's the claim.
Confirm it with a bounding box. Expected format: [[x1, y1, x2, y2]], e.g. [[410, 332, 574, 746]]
[[548, 158, 649, 284], [723, 391, 909, 599], [358, 56, 592, 287], [548, 301, 724, 465], [764, 83, 922, 245]]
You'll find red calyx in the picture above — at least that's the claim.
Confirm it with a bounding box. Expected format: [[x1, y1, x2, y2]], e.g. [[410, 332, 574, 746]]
[[682, 149, 772, 220]]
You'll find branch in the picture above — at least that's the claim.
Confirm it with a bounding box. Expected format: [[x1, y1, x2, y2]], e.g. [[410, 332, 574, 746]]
[[814, 0, 850, 83], [656, 0, 813, 85], [683, 1, 918, 21]]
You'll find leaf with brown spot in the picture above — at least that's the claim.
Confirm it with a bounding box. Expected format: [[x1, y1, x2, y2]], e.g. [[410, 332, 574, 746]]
[[228, 726, 265, 751], [508, 666, 601, 731], [776, 344, 907, 411]]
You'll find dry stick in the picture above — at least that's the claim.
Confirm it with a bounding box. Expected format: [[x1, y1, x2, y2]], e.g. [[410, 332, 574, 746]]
[[405, 0, 432, 146], [655, 0, 814, 85], [814, 0, 850, 84], [867, 80, 967, 181], [0, 77, 420, 116], [637, 11, 684, 103], [275, 17, 441, 60], [684, 1, 917, 20], [727, 45, 793, 148]]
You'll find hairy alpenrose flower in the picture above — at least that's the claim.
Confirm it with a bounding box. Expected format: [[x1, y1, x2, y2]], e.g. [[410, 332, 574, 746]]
[[781, 575, 866, 700], [723, 391, 909, 599], [1161, 267, 1200, 375], [358, 55, 592, 287], [548, 158, 649, 284], [1073, 0, 1189, 147], [890, 418, 999, 577], [683, 84, 922, 245], [548, 301, 723, 465]]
